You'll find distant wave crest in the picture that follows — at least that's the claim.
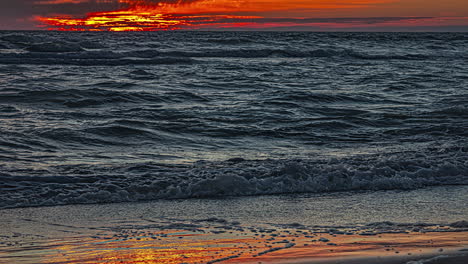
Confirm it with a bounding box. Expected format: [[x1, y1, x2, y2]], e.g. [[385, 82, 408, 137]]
[[1, 32, 464, 65], [0, 47, 437, 65]]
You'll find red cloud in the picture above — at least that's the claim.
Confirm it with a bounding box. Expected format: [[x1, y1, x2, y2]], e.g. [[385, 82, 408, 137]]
[[35, 0, 468, 31]]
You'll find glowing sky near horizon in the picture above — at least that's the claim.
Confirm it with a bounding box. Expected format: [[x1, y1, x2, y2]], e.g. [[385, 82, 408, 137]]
[[1, 0, 468, 31]]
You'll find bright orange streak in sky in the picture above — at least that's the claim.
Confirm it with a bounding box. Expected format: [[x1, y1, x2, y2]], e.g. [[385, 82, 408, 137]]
[[36, 0, 468, 31], [36, 0, 397, 31]]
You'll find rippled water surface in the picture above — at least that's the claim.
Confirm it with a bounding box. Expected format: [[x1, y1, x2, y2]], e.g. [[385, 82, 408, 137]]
[[0, 31, 467, 208]]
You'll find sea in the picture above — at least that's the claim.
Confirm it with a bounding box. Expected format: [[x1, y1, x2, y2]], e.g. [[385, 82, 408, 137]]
[[0, 31, 467, 209]]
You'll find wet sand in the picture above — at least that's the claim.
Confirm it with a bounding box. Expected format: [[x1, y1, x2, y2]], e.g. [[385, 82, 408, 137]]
[[1, 186, 467, 263], [1, 217, 467, 264]]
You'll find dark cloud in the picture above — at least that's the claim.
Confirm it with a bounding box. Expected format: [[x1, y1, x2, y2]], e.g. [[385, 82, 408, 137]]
[[0, 0, 202, 29], [0, 0, 118, 29]]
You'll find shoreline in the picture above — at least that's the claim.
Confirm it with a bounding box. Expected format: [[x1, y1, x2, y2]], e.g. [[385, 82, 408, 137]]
[[1, 221, 467, 263], [1, 186, 467, 263]]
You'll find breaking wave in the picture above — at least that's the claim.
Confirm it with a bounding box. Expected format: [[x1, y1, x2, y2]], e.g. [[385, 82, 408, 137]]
[[1, 148, 467, 209]]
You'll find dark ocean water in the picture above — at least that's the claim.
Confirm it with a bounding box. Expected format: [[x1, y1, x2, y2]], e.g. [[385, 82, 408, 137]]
[[0, 31, 467, 209]]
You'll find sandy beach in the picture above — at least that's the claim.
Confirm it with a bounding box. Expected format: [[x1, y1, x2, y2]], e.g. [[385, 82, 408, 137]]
[[1, 186, 467, 264], [1, 216, 467, 264]]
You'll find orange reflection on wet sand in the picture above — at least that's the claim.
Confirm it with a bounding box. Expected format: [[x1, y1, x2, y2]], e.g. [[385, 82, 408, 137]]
[[46, 230, 265, 263], [234, 231, 468, 263], [43, 230, 468, 264]]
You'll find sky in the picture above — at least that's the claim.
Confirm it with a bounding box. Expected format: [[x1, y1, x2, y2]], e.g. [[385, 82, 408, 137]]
[[1, 0, 468, 31]]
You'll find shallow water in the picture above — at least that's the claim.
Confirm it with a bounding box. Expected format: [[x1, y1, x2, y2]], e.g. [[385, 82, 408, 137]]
[[0, 31, 467, 208], [3, 185, 466, 227]]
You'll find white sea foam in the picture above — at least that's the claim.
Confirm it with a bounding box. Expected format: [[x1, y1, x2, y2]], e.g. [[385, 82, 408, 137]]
[[1, 150, 467, 209]]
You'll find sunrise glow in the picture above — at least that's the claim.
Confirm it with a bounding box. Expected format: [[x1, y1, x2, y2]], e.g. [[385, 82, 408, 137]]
[[32, 0, 468, 31]]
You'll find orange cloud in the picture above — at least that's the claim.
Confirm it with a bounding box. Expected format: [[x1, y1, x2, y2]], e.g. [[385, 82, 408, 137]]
[[119, 0, 396, 14], [35, 0, 468, 31]]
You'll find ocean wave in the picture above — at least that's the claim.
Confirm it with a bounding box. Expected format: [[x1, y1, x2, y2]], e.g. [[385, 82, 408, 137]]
[[0, 105, 19, 113], [0, 87, 213, 108], [0, 56, 194, 66], [26, 42, 85, 53], [1, 33, 105, 50], [429, 106, 468, 117], [264, 91, 379, 103], [203, 37, 256, 45], [1, 149, 467, 209], [158, 48, 431, 60], [84, 125, 156, 138], [0, 46, 451, 66], [0, 88, 165, 106], [1, 34, 40, 44]]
